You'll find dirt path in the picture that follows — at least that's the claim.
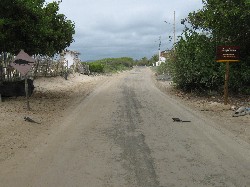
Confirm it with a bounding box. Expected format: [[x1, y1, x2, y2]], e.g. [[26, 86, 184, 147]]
[[0, 67, 250, 186]]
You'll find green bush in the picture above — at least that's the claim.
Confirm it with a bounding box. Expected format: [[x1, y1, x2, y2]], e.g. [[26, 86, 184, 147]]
[[168, 31, 250, 94], [181, 0, 250, 94], [87, 57, 134, 74], [229, 57, 250, 94], [88, 62, 104, 73], [156, 62, 168, 75], [169, 31, 224, 92]]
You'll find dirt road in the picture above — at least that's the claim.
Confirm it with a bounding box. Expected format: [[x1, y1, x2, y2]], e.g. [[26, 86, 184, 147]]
[[0, 67, 250, 187]]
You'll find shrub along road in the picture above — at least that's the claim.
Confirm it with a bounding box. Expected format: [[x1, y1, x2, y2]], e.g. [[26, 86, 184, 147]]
[[0, 67, 250, 186]]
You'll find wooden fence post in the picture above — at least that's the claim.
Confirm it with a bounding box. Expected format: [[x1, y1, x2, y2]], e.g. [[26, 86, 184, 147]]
[[25, 75, 30, 110]]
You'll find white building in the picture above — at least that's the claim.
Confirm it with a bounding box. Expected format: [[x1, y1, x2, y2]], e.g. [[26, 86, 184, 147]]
[[62, 50, 81, 68], [155, 50, 167, 66]]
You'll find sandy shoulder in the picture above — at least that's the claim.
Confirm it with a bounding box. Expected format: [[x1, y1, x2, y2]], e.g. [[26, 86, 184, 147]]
[[0, 74, 109, 163], [154, 78, 250, 144]]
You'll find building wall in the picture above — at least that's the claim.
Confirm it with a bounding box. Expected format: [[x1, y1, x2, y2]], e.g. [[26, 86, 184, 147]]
[[155, 56, 166, 66], [64, 52, 75, 67]]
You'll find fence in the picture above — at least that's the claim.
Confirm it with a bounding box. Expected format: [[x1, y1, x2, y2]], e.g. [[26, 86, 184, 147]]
[[0, 52, 89, 83]]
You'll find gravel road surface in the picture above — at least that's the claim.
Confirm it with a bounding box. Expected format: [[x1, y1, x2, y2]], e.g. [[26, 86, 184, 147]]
[[0, 67, 250, 187]]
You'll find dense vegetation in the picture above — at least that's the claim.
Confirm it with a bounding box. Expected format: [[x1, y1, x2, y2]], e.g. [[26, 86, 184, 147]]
[[167, 31, 224, 92], [135, 55, 159, 66], [0, 0, 75, 56], [159, 0, 250, 94], [87, 55, 160, 74], [86, 57, 135, 74]]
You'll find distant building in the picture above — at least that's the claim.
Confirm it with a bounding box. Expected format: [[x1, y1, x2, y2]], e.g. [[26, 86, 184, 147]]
[[62, 50, 81, 68], [155, 50, 168, 66]]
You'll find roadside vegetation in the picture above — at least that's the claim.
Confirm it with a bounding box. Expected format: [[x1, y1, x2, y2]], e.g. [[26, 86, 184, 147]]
[[158, 0, 250, 95], [85, 57, 134, 74], [86, 55, 160, 74]]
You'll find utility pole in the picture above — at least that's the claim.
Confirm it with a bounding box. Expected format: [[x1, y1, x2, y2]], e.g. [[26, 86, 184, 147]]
[[164, 11, 176, 50], [173, 11, 176, 46], [158, 36, 161, 61]]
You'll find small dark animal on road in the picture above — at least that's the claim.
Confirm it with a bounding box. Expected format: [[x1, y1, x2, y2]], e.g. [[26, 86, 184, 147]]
[[172, 118, 191, 122], [24, 117, 41, 124]]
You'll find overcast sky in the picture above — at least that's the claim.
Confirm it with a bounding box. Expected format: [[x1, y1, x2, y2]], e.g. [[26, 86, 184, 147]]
[[46, 0, 204, 61]]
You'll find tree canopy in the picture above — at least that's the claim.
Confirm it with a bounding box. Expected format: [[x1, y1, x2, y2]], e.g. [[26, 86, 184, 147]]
[[165, 0, 250, 94], [187, 0, 250, 58], [0, 0, 75, 56]]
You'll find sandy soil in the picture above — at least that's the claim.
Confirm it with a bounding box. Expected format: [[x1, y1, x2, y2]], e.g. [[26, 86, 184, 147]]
[[0, 73, 110, 163], [155, 78, 250, 144], [0, 67, 249, 187], [0, 69, 249, 165]]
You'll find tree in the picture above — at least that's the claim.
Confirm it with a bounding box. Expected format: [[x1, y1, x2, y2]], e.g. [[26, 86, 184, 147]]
[[0, 0, 75, 56], [173, 0, 250, 93], [137, 57, 149, 66], [150, 54, 159, 66], [187, 0, 250, 58], [169, 30, 224, 91]]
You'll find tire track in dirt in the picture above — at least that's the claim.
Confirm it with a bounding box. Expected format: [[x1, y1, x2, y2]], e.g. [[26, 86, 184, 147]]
[[107, 79, 161, 187]]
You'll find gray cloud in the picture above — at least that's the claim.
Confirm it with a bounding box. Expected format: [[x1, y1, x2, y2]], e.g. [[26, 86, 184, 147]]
[[46, 0, 203, 60]]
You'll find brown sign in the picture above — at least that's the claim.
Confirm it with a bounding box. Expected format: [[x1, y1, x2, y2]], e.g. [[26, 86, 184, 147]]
[[216, 46, 240, 62]]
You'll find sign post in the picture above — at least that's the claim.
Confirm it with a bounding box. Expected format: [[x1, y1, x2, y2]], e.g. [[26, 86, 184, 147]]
[[24, 75, 30, 110], [224, 62, 230, 105], [216, 46, 240, 105]]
